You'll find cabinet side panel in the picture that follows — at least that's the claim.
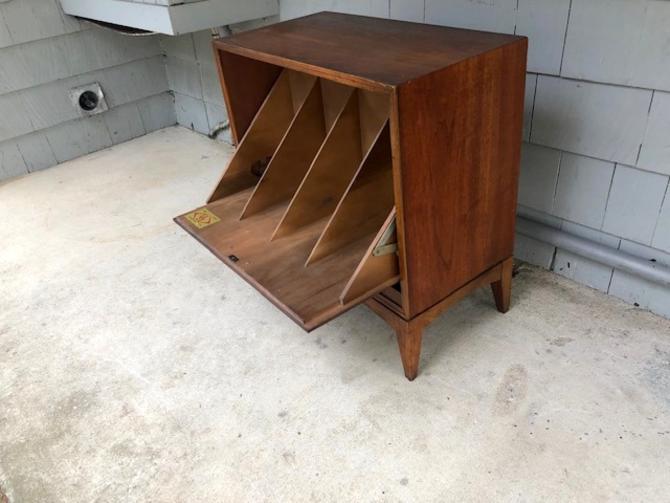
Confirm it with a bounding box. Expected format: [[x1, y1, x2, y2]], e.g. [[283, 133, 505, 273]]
[[398, 40, 527, 317], [216, 48, 281, 143]]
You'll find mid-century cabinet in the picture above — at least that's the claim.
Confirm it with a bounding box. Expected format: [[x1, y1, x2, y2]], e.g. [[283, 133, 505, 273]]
[[176, 12, 528, 380]]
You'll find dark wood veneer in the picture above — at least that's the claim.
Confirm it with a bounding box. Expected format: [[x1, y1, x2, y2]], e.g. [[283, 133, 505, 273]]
[[176, 12, 527, 380]]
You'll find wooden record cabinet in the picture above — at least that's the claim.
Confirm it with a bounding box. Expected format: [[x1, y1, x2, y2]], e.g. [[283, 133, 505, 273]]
[[176, 12, 527, 380]]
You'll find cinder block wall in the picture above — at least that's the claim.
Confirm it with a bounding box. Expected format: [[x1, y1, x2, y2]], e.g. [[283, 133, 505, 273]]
[[158, 17, 275, 140], [159, 31, 229, 139], [0, 0, 175, 180]]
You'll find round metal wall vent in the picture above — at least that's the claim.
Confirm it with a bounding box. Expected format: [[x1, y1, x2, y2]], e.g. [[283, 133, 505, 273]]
[[69, 83, 109, 116], [78, 90, 100, 112]]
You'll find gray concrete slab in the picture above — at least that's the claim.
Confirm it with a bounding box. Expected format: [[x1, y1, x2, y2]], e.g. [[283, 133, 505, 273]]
[[1, 127, 670, 502]]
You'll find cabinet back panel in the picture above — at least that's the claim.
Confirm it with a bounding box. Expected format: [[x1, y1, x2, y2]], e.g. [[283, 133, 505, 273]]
[[216, 50, 281, 143]]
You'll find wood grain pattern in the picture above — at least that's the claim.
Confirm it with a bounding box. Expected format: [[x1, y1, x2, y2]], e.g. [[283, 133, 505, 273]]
[[215, 12, 523, 90], [240, 77, 325, 218], [340, 209, 399, 304], [215, 49, 281, 143], [175, 189, 396, 331], [307, 123, 394, 265], [396, 40, 527, 317], [208, 70, 313, 203]]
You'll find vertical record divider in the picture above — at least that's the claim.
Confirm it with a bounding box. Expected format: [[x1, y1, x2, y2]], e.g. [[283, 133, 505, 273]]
[[239, 78, 326, 219], [271, 89, 391, 240], [270, 89, 360, 240], [305, 122, 395, 266], [340, 208, 400, 304], [238, 78, 355, 222], [208, 70, 314, 203]]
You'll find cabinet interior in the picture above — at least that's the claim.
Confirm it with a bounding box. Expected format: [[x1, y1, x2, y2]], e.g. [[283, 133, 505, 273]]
[[176, 67, 401, 330]]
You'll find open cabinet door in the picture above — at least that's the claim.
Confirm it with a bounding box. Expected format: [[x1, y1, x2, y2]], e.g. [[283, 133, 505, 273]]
[[175, 78, 401, 330]]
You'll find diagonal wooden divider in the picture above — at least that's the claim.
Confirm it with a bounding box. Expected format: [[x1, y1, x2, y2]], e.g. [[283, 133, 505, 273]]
[[271, 89, 390, 240], [306, 122, 394, 266], [208, 70, 315, 203], [239, 79, 354, 219], [239, 78, 325, 219], [270, 90, 360, 239], [341, 208, 399, 304]]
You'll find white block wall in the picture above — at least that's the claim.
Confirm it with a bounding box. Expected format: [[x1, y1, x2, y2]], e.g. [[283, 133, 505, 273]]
[[159, 16, 276, 138], [0, 0, 176, 179], [0, 3, 276, 180], [160, 30, 228, 138], [272, 0, 670, 318]]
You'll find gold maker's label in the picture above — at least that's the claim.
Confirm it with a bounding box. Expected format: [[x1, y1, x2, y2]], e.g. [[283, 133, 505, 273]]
[[184, 208, 220, 229]]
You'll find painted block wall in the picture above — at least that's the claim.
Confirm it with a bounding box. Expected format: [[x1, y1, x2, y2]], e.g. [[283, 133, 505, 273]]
[[160, 30, 228, 139], [158, 16, 276, 139], [0, 0, 176, 179]]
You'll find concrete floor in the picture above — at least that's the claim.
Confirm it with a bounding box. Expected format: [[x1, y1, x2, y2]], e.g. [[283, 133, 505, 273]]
[[1, 127, 669, 502]]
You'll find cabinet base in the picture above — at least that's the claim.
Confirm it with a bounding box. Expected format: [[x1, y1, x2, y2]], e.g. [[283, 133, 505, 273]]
[[366, 257, 513, 380]]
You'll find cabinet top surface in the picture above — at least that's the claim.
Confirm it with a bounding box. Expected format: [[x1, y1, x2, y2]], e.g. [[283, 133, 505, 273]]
[[214, 12, 525, 88]]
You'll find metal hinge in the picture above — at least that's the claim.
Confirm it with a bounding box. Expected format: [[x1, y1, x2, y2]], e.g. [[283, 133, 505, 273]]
[[372, 219, 398, 256]]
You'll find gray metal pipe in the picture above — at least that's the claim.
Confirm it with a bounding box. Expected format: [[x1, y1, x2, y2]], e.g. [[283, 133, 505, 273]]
[[516, 216, 670, 288]]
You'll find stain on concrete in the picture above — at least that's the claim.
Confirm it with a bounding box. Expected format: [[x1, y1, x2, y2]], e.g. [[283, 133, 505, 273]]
[[550, 337, 574, 347], [493, 364, 528, 415], [340, 366, 367, 384]]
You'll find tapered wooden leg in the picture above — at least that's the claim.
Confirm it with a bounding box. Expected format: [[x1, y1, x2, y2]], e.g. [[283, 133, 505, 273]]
[[365, 298, 425, 381], [396, 321, 423, 381], [491, 257, 513, 313], [366, 260, 513, 380]]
